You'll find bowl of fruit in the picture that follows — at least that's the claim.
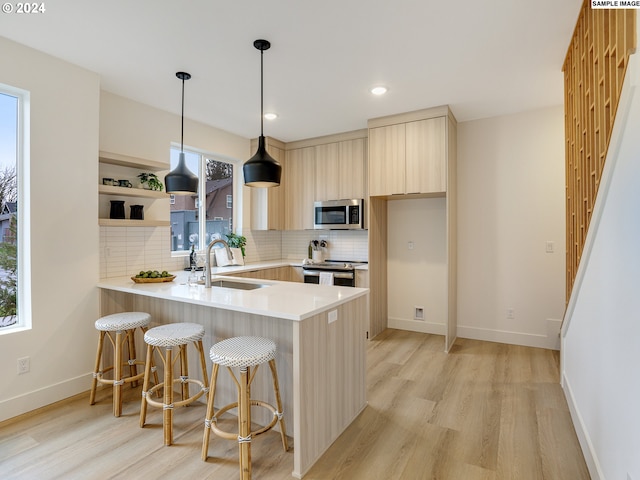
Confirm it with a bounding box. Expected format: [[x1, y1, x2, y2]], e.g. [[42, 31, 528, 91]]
[[131, 270, 175, 283]]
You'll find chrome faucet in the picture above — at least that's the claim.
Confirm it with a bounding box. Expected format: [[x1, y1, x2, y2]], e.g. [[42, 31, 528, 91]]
[[204, 239, 234, 287]]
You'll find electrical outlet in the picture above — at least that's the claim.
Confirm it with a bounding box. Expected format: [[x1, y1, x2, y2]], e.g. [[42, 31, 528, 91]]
[[17, 356, 30, 375], [408, 241, 414, 250], [414, 306, 424, 320], [328, 309, 338, 324], [545, 241, 555, 253], [506, 308, 515, 320]]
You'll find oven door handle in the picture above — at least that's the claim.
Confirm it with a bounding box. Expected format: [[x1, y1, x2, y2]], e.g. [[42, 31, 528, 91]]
[[303, 270, 354, 279]]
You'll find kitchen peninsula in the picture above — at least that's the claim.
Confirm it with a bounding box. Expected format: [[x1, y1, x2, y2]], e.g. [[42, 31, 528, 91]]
[[97, 271, 368, 478]]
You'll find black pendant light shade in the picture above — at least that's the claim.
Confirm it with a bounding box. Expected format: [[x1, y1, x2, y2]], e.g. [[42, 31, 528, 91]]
[[243, 39, 281, 187], [165, 71, 198, 195]]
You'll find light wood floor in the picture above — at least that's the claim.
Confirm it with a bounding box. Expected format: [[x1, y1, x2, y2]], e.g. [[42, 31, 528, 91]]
[[0, 329, 589, 479]]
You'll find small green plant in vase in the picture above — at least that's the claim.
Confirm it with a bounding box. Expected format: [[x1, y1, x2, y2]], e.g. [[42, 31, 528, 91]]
[[137, 173, 164, 191], [225, 232, 247, 258]]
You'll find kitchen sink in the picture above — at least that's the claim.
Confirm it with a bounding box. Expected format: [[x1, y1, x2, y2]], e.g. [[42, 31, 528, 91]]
[[198, 279, 269, 290]]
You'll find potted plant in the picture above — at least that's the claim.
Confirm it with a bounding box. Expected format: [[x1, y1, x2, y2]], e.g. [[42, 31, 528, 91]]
[[225, 232, 247, 258], [137, 173, 164, 191]]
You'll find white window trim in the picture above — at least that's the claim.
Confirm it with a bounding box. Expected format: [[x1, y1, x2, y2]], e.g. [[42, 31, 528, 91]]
[[0, 83, 31, 335]]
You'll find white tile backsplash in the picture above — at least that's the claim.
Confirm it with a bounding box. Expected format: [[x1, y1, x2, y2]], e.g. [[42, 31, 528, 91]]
[[100, 226, 184, 278], [282, 230, 368, 262], [100, 227, 367, 278]]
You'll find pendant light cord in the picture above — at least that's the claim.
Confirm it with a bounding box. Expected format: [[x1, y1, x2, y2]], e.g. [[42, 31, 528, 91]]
[[260, 47, 264, 137], [181, 76, 185, 152]]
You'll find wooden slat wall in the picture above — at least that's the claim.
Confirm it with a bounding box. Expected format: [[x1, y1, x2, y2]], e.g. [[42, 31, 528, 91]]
[[563, 1, 636, 301]]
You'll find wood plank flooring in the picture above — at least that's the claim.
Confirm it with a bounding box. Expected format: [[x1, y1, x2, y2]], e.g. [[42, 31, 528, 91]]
[[0, 329, 589, 479]]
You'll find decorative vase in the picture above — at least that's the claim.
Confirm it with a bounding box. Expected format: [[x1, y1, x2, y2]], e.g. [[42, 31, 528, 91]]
[[130, 205, 144, 220], [109, 200, 125, 219]]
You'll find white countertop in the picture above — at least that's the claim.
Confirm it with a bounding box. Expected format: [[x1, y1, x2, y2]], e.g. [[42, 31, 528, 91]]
[[97, 270, 368, 321]]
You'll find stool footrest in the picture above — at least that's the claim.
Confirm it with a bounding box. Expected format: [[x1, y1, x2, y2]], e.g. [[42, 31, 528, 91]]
[[95, 360, 146, 386], [206, 400, 280, 441], [143, 378, 207, 409]]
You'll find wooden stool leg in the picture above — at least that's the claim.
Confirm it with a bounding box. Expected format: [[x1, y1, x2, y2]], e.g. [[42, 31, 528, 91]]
[[126, 328, 139, 388], [196, 340, 209, 391], [239, 366, 252, 480], [139, 344, 153, 427], [113, 330, 124, 417], [202, 363, 219, 461], [141, 326, 160, 389], [89, 331, 106, 405], [268, 359, 289, 451], [164, 347, 174, 446], [180, 344, 189, 401]]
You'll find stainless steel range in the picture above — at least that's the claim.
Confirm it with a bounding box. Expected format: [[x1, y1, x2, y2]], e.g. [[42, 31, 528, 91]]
[[302, 260, 366, 287]]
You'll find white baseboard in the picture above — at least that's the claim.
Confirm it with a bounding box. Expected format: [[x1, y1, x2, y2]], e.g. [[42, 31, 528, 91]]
[[388, 317, 446, 335], [0, 373, 91, 423], [561, 372, 603, 480], [456, 320, 561, 350]]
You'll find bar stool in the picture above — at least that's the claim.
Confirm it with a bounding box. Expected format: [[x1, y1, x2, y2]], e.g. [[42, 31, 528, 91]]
[[89, 311, 156, 417], [202, 336, 288, 480], [139, 322, 209, 446]]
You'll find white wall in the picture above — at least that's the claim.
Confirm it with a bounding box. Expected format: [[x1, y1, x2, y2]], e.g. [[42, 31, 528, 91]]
[[456, 107, 566, 349], [387, 197, 447, 334], [98, 92, 254, 277], [0, 37, 100, 421], [561, 49, 640, 480]]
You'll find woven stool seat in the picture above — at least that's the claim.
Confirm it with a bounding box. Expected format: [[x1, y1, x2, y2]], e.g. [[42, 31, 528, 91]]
[[95, 311, 150, 331], [143, 322, 204, 347], [140, 322, 208, 446], [209, 336, 276, 368], [202, 336, 288, 479], [90, 311, 155, 417]]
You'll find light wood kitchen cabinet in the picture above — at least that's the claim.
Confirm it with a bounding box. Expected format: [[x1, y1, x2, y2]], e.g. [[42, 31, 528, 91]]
[[405, 117, 446, 194], [98, 151, 169, 226], [225, 266, 291, 281], [285, 147, 316, 230], [250, 137, 286, 230], [368, 124, 405, 196], [368, 113, 446, 196], [315, 137, 367, 201], [289, 266, 304, 282], [367, 106, 458, 352], [339, 138, 366, 200], [315, 142, 340, 201]]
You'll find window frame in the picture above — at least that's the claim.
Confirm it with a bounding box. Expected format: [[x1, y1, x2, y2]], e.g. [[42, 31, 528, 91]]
[[0, 83, 31, 334], [169, 145, 240, 255]]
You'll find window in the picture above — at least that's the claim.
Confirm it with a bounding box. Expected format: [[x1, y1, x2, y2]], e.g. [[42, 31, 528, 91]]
[[169, 147, 236, 252], [0, 84, 29, 332]]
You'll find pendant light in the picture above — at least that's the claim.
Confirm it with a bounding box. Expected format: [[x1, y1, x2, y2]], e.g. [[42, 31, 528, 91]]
[[243, 39, 282, 188], [165, 71, 199, 195]]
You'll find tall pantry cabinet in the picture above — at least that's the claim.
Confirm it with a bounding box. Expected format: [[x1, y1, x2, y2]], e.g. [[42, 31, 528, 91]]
[[367, 106, 457, 351]]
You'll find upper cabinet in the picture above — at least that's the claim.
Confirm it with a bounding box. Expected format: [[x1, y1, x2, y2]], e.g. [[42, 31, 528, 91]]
[[285, 146, 316, 230], [315, 137, 367, 201], [368, 107, 450, 197], [291, 133, 368, 230]]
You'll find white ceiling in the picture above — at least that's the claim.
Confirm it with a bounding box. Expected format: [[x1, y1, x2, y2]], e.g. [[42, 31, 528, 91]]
[[2, 0, 581, 142]]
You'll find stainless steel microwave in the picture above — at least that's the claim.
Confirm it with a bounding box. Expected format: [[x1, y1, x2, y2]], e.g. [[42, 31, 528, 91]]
[[314, 199, 365, 230]]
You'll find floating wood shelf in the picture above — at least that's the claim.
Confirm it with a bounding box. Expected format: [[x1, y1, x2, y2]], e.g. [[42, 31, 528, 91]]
[[98, 184, 167, 199], [99, 151, 167, 171]]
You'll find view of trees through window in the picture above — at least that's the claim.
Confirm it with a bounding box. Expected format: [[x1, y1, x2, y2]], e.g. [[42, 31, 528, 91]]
[[169, 147, 234, 252], [0, 92, 18, 328]]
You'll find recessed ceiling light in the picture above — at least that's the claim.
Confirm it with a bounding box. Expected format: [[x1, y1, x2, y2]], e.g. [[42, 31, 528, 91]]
[[264, 112, 278, 120], [370, 86, 388, 96]]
